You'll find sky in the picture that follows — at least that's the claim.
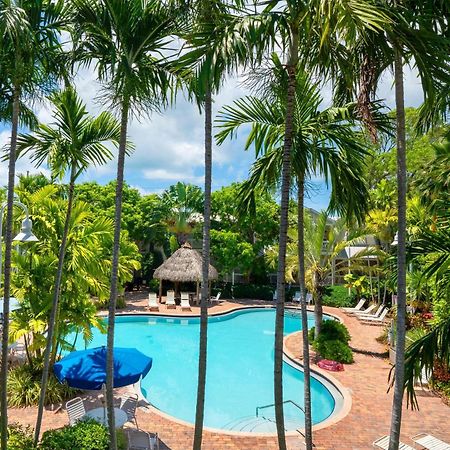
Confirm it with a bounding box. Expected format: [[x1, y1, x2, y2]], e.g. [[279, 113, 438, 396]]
[[0, 64, 425, 211]]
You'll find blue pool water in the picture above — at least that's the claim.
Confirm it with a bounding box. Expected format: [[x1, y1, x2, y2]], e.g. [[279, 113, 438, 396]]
[[69, 308, 338, 432]]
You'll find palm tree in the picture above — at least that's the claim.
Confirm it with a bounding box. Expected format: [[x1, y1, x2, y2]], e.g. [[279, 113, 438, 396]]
[[331, 4, 449, 446], [15, 87, 121, 442], [161, 182, 204, 245], [176, 4, 259, 446], [0, 1, 64, 446], [216, 60, 375, 448], [71, 1, 177, 446]]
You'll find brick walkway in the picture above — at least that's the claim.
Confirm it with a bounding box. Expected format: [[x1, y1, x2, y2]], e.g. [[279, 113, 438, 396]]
[[8, 295, 449, 449]]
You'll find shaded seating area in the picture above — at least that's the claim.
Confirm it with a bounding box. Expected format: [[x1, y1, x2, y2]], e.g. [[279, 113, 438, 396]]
[[153, 242, 218, 309]]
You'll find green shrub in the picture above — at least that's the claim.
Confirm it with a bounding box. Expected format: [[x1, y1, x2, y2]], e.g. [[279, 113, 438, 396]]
[[308, 320, 351, 344], [7, 364, 77, 407], [320, 320, 351, 343], [39, 419, 127, 450], [40, 419, 108, 450], [232, 283, 274, 300], [322, 285, 354, 307], [7, 423, 36, 450], [313, 338, 354, 364]]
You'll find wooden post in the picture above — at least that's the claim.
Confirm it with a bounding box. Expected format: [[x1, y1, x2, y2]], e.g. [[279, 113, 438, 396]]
[[159, 279, 162, 302], [196, 281, 199, 305]]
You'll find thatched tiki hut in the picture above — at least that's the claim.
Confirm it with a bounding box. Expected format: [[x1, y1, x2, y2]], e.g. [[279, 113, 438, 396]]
[[153, 242, 218, 301]]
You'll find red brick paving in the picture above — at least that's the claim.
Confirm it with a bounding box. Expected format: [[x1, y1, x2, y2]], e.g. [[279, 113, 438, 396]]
[[8, 295, 449, 449]]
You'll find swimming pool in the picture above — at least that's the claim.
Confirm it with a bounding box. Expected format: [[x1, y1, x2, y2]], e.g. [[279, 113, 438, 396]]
[[69, 307, 341, 433]]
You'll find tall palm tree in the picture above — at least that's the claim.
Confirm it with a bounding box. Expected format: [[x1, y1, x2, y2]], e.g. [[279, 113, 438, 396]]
[[216, 60, 377, 448], [0, 1, 64, 446], [331, 3, 449, 446], [71, 1, 177, 446], [239, 3, 390, 446], [176, 4, 259, 446], [15, 87, 121, 442]]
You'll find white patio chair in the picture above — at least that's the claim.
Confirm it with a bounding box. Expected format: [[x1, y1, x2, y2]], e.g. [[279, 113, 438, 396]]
[[210, 292, 221, 304], [180, 292, 191, 311], [360, 307, 389, 325], [373, 435, 414, 450], [358, 304, 384, 319], [411, 433, 450, 449], [120, 393, 139, 428], [165, 290, 176, 309], [351, 304, 376, 316], [148, 292, 159, 311], [292, 291, 301, 302], [127, 429, 159, 450], [66, 397, 86, 425], [342, 298, 366, 313], [272, 289, 277, 301], [305, 293, 313, 304]]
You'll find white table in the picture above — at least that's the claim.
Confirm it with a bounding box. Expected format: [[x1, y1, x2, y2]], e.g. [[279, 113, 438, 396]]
[[84, 407, 128, 428]]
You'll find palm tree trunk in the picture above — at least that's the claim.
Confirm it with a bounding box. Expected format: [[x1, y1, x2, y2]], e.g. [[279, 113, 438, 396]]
[[297, 175, 313, 450], [193, 86, 212, 450], [274, 31, 299, 450], [314, 279, 323, 339], [34, 166, 77, 444], [0, 86, 20, 450], [106, 100, 129, 450], [388, 44, 407, 450]]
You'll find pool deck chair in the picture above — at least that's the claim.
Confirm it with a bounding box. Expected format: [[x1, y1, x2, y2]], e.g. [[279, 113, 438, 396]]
[[411, 433, 450, 450], [292, 291, 301, 302], [360, 307, 389, 325], [306, 293, 313, 304], [351, 304, 376, 316], [373, 436, 414, 450], [120, 393, 139, 428], [210, 292, 221, 304], [148, 293, 159, 311], [180, 292, 191, 311], [165, 290, 176, 309], [272, 289, 277, 301], [127, 429, 160, 450], [342, 298, 366, 313], [66, 397, 86, 426], [358, 304, 385, 319]]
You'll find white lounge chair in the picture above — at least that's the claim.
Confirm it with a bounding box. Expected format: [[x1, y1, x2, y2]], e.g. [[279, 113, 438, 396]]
[[272, 289, 277, 301], [180, 292, 191, 311], [373, 435, 414, 450], [210, 292, 221, 304], [342, 298, 366, 313], [351, 304, 376, 316], [360, 307, 389, 325], [411, 433, 450, 450], [66, 397, 86, 426], [165, 290, 176, 309], [148, 293, 159, 311], [358, 304, 385, 319], [292, 292, 312, 304]]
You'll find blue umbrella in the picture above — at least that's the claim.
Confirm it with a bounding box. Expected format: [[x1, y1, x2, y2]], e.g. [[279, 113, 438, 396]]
[[54, 346, 152, 390]]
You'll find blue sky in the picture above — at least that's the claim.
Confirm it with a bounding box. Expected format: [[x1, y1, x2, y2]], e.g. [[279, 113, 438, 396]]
[[0, 66, 424, 210]]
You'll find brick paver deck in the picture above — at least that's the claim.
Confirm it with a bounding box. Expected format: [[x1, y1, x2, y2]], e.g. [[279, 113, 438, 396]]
[[8, 293, 449, 449]]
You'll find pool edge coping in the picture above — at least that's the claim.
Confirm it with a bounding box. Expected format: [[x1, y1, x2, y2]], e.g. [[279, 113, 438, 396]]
[[119, 304, 352, 438]]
